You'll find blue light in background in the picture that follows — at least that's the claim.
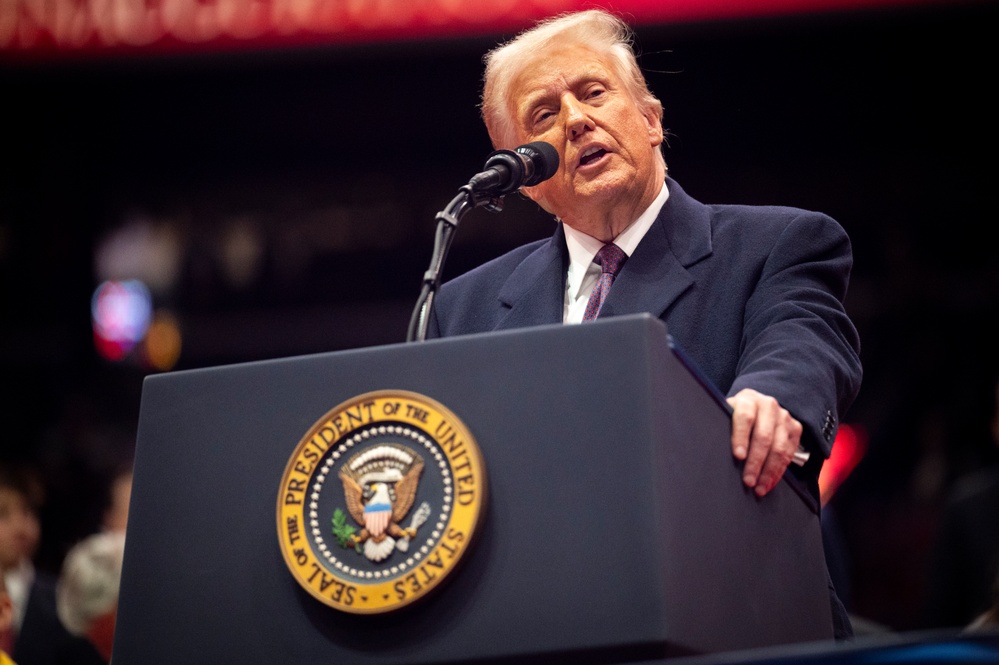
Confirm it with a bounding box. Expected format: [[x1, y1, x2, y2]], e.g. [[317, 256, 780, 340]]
[[91, 279, 153, 361]]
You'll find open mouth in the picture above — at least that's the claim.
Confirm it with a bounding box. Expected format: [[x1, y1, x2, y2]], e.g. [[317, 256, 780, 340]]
[[578, 146, 607, 167]]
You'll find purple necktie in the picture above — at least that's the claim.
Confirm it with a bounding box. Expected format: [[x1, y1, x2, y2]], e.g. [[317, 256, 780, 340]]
[[582, 243, 628, 321]]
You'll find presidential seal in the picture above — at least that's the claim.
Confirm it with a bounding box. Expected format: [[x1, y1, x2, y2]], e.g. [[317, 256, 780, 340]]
[[277, 390, 486, 614]]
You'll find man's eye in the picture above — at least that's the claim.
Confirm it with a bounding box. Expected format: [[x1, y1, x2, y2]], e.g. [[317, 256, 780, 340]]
[[533, 110, 554, 125]]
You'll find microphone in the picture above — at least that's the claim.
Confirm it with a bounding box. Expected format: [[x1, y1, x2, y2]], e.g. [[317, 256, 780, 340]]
[[406, 141, 557, 342], [467, 141, 559, 196]]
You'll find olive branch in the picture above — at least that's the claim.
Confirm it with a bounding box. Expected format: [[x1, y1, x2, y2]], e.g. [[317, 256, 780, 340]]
[[331, 508, 357, 548]]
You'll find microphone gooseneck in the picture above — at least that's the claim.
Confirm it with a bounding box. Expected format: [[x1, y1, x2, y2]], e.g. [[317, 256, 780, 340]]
[[406, 142, 560, 343]]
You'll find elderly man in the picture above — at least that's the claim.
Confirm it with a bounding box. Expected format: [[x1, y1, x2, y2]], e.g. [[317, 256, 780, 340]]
[[429, 9, 862, 638]]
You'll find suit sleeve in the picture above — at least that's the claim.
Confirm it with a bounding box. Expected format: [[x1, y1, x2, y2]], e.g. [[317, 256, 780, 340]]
[[727, 211, 862, 460]]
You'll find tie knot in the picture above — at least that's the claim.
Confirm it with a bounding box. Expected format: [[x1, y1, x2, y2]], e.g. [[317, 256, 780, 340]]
[[594, 243, 627, 277]]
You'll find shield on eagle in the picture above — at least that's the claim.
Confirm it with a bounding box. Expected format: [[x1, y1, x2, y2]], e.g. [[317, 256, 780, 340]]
[[339, 443, 426, 562]]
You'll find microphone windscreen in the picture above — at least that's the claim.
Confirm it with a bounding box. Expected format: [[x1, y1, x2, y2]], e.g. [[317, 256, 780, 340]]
[[517, 141, 559, 186]]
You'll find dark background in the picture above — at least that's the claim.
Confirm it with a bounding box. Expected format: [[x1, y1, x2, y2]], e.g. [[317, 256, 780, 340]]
[[2, 0, 998, 634]]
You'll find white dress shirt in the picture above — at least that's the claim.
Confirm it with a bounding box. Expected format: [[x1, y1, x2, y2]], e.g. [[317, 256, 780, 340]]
[[563, 182, 669, 323], [4, 558, 34, 633]]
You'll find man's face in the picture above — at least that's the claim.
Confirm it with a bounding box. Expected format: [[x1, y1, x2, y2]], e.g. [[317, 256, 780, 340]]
[[506, 44, 664, 233], [0, 488, 39, 570]]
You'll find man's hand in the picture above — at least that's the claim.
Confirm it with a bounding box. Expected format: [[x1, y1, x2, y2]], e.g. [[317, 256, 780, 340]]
[[726, 388, 803, 497]]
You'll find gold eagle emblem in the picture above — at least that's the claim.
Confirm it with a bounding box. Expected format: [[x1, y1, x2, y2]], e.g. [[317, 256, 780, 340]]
[[338, 443, 430, 562]]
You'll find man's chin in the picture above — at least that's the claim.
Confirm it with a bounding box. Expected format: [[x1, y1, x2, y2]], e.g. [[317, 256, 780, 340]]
[[572, 173, 635, 203]]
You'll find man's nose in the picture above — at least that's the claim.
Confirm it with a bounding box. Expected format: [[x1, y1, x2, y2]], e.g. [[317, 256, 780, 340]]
[[563, 96, 592, 140]]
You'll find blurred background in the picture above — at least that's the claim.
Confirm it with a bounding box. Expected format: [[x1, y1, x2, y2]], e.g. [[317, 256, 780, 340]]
[[2, 0, 998, 639]]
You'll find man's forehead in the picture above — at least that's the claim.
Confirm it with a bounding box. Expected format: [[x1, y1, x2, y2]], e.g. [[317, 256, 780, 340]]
[[511, 46, 616, 103]]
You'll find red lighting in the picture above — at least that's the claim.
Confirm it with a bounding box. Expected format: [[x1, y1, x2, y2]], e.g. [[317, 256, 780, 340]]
[[819, 423, 868, 506], [1, 0, 950, 57]]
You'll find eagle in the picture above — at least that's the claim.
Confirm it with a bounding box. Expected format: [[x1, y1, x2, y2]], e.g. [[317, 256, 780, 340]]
[[339, 447, 424, 562]]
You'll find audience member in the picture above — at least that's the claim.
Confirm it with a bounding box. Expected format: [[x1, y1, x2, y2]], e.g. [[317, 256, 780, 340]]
[[55, 532, 125, 664], [100, 466, 132, 535], [965, 568, 999, 633], [0, 464, 73, 665], [925, 375, 999, 628]]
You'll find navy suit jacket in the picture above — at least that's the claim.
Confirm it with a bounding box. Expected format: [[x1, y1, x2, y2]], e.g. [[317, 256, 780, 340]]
[[431, 178, 862, 500]]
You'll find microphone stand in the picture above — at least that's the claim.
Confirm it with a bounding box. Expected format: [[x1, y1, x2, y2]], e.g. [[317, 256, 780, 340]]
[[406, 184, 504, 343]]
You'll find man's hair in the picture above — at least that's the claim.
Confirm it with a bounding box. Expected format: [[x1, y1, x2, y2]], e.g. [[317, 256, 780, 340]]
[[480, 9, 664, 162], [0, 463, 44, 512]]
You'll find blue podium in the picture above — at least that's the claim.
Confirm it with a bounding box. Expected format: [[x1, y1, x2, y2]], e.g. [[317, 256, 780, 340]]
[[114, 314, 834, 663]]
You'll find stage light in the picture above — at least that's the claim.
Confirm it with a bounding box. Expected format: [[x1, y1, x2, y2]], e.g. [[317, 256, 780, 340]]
[[819, 422, 868, 506], [91, 279, 153, 361], [141, 310, 183, 372]]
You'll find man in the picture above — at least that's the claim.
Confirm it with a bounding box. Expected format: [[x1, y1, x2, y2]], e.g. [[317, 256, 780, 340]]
[[430, 9, 862, 638], [56, 531, 126, 664], [926, 374, 999, 629], [101, 466, 132, 535], [0, 465, 74, 665]]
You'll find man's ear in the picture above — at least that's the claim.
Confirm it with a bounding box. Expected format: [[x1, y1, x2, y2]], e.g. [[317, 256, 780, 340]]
[[645, 109, 664, 148]]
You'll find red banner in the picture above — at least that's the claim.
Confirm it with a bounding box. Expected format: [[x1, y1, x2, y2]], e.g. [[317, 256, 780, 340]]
[[1, 0, 942, 56]]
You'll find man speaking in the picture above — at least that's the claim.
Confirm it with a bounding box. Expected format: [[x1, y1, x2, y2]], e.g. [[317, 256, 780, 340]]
[[429, 9, 862, 639]]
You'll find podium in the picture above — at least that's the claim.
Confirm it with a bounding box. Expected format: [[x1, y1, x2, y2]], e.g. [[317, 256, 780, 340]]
[[113, 314, 834, 663]]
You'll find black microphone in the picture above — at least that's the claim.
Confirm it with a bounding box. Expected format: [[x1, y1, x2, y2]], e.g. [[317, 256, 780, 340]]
[[467, 141, 559, 196]]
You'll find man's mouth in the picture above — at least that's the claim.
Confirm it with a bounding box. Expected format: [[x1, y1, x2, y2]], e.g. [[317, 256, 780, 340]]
[[578, 146, 608, 167]]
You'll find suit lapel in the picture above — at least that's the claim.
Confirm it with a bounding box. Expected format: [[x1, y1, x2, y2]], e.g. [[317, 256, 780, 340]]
[[494, 226, 568, 330], [598, 178, 713, 320], [488, 179, 713, 327]]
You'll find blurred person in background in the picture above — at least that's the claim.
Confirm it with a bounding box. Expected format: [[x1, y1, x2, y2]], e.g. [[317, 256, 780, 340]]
[[100, 465, 132, 535], [0, 463, 72, 665], [54, 531, 125, 665], [50, 464, 132, 665], [965, 569, 999, 633], [925, 373, 999, 629]]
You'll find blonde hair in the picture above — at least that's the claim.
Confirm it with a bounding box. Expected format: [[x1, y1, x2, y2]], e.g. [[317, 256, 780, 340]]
[[481, 9, 664, 163]]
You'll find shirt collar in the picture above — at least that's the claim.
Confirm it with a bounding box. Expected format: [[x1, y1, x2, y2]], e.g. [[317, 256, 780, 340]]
[[564, 181, 670, 299], [4, 558, 35, 629]]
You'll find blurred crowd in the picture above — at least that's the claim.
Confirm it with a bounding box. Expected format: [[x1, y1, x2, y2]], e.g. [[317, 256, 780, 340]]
[[1, 462, 130, 665], [831, 370, 999, 635]]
